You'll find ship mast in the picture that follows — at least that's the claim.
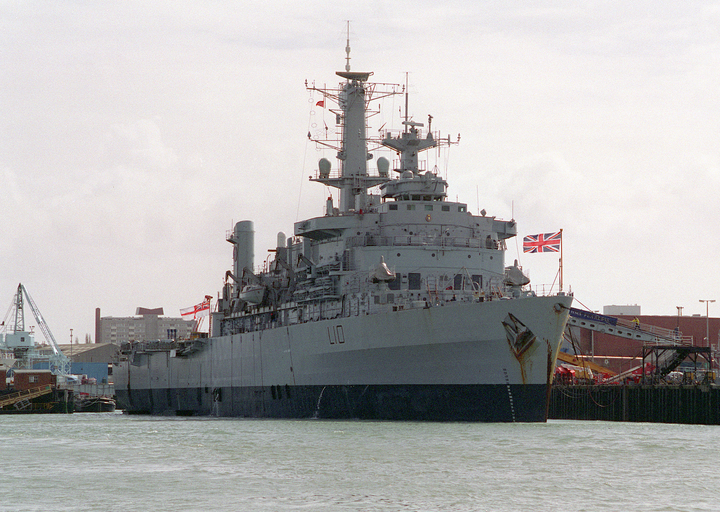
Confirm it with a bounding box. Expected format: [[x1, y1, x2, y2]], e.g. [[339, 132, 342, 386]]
[[307, 27, 392, 214], [334, 24, 375, 213], [381, 75, 438, 175], [306, 27, 458, 211], [344, 20, 351, 73]]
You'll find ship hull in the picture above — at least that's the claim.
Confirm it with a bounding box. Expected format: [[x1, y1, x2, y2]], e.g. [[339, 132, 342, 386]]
[[115, 294, 572, 422], [120, 383, 548, 422]]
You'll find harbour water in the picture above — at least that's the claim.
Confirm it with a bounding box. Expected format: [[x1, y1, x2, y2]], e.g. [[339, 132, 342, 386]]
[[2, 413, 719, 511]]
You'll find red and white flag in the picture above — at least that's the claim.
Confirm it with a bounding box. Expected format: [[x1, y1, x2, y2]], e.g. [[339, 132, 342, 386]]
[[523, 231, 562, 253], [180, 296, 212, 320]]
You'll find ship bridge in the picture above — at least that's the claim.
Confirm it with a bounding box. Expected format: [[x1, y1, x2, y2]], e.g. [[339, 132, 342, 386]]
[[379, 169, 448, 202]]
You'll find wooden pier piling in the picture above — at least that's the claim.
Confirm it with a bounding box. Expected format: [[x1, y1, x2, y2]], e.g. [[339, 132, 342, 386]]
[[549, 384, 720, 424]]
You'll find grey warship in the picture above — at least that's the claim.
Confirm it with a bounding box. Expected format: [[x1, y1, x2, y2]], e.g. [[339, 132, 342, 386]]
[[114, 42, 573, 421]]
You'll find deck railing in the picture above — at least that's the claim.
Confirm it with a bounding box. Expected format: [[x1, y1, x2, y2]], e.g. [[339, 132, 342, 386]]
[[345, 235, 501, 250]]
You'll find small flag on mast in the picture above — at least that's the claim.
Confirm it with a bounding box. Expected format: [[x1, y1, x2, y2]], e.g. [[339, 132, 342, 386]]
[[180, 296, 212, 320], [523, 231, 562, 253]]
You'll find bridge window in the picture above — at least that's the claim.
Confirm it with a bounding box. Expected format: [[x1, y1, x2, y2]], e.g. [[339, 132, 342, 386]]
[[389, 204, 398, 211], [388, 274, 402, 290], [458, 206, 467, 213], [425, 205, 433, 211], [453, 274, 463, 290], [407, 205, 416, 211], [441, 205, 450, 212], [408, 273, 422, 290]]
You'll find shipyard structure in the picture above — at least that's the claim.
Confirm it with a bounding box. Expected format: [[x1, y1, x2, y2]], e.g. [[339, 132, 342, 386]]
[[550, 306, 720, 424]]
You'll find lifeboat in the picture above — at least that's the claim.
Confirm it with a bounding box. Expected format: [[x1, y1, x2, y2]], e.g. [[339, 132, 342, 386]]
[[239, 284, 265, 305]]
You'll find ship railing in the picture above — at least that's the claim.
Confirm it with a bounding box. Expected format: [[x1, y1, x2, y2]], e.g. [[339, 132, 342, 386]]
[[613, 318, 686, 346], [524, 283, 563, 297], [119, 339, 176, 354], [0, 385, 53, 408], [176, 338, 207, 356], [346, 235, 487, 249], [680, 335, 696, 346]]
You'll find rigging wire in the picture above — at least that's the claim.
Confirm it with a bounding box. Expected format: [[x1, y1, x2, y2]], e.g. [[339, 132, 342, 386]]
[[298, 92, 317, 222]]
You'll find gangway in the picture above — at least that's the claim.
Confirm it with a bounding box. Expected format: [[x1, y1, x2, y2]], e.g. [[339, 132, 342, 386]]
[[564, 307, 710, 383], [642, 344, 713, 383], [567, 307, 681, 345], [0, 384, 53, 408]]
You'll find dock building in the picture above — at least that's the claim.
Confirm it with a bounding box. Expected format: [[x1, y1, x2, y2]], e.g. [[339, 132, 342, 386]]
[[94, 307, 194, 345]]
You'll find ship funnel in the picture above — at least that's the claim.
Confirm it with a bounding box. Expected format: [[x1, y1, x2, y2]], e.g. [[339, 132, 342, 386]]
[[276, 231, 288, 265], [232, 221, 254, 284]]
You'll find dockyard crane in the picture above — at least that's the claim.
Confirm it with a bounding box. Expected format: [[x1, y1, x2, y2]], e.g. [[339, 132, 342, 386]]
[[0, 283, 71, 375]]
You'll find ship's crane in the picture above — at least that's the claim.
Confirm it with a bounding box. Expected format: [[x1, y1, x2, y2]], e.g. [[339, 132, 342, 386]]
[[0, 283, 71, 376]]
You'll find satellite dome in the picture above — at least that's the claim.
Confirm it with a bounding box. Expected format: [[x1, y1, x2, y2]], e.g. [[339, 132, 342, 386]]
[[318, 158, 331, 178], [377, 157, 389, 177]]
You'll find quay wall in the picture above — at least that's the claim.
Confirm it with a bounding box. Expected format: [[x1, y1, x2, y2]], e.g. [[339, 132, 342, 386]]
[[549, 385, 720, 424]]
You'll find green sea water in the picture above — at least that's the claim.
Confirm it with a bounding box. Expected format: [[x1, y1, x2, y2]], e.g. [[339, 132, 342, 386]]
[[2, 413, 718, 511]]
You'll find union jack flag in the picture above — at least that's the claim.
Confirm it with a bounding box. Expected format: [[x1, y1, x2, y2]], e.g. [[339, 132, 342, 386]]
[[523, 231, 562, 253]]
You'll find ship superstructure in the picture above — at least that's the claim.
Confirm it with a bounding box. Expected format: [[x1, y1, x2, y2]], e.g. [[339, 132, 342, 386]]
[[115, 43, 573, 421]]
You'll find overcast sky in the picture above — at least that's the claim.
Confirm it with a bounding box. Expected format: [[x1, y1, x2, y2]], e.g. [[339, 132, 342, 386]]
[[2, 1, 719, 343]]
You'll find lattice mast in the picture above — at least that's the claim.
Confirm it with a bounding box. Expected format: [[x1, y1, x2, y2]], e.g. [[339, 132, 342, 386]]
[[306, 23, 399, 213]]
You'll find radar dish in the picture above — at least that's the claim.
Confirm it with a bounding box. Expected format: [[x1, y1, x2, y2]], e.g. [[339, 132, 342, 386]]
[[336, 71, 373, 81]]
